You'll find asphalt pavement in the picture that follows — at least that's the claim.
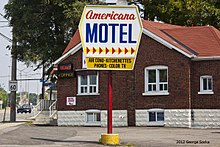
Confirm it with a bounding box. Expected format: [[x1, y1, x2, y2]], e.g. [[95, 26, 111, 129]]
[[0, 107, 33, 122], [0, 123, 220, 147], [0, 108, 220, 147]]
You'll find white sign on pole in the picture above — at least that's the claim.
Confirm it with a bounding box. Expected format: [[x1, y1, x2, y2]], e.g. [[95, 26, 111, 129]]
[[79, 5, 142, 70], [9, 81, 18, 92]]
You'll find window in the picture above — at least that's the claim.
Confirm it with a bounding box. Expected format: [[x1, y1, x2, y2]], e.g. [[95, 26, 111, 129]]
[[149, 111, 164, 122], [87, 113, 101, 122], [85, 109, 101, 126], [144, 66, 169, 95], [147, 109, 164, 126], [198, 76, 213, 94], [78, 74, 99, 95]]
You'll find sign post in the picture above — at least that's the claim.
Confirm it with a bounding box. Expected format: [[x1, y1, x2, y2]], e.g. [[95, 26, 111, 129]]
[[79, 5, 142, 145], [107, 71, 113, 134]]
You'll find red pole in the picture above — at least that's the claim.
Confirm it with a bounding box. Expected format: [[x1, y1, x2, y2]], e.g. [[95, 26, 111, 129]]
[[107, 70, 112, 134]]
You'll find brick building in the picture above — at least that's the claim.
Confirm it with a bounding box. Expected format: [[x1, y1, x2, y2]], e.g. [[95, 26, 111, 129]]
[[53, 20, 220, 128]]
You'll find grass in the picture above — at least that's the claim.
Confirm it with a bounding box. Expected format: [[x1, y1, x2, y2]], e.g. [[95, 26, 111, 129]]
[[98, 138, 136, 147], [24, 121, 33, 125]]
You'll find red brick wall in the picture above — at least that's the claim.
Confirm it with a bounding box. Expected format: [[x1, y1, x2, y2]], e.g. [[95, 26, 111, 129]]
[[191, 60, 220, 109], [57, 33, 220, 125], [57, 50, 134, 111], [135, 35, 191, 109], [57, 50, 80, 111], [57, 34, 192, 110]]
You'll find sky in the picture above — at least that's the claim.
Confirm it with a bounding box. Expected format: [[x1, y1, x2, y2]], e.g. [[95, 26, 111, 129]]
[[0, 0, 42, 94]]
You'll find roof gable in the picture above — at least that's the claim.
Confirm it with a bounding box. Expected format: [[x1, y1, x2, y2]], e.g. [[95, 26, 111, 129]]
[[163, 26, 220, 57], [62, 29, 81, 55], [54, 20, 220, 65], [141, 20, 194, 57]]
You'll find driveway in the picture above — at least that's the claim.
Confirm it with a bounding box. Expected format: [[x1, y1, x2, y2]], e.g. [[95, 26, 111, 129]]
[[0, 123, 219, 147]]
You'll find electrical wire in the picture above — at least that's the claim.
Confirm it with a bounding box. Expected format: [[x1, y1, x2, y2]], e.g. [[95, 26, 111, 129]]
[[0, 73, 41, 78]]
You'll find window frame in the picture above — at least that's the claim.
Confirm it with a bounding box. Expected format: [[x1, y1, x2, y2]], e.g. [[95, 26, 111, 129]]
[[77, 73, 99, 95], [147, 108, 164, 126], [143, 65, 169, 96], [198, 75, 214, 95], [85, 109, 101, 126]]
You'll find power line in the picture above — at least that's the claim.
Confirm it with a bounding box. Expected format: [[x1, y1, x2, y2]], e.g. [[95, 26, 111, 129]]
[[0, 25, 10, 28], [0, 13, 4, 18], [17, 78, 42, 81], [0, 13, 9, 21], [0, 32, 12, 42], [0, 73, 41, 78], [0, 75, 9, 78]]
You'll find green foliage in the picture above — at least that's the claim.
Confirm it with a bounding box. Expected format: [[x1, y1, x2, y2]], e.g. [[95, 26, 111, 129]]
[[142, 0, 220, 29], [0, 88, 8, 108], [4, 0, 220, 71], [25, 121, 33, 125], [5, 0, 69, 66], [17, 92, 38, 105], [62, 1, 86, 33], [29, 93, 38, 105], [4, 0, 102, 69], [143, 0, 169, 21]]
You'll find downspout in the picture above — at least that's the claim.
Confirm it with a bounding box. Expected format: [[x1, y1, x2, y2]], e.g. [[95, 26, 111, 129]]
[[188, 61, 193, 128]]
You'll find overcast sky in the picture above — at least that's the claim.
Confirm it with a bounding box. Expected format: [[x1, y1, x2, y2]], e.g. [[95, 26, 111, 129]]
[[0, 0, 42, 94]]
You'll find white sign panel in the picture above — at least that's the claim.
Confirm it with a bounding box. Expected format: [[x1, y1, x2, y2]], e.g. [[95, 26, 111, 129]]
[[9, 81, 18, 92], [79, 5, 142, 70], [66, 97, 76, 106]]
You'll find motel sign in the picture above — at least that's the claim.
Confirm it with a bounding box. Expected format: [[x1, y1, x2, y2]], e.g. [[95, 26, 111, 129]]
[[79, 5, 142, 70]]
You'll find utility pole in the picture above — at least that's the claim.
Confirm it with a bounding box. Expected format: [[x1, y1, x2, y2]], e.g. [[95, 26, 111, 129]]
[[41, 63, 45, 99], [10, 30, 17, 122], [0, 12, 17, 122]]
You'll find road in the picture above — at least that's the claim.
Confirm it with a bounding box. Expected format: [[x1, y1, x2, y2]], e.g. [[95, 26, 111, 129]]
[[0, 108, 220, 146], [0, 107, 33, 122], [0, 124, 220, 147]]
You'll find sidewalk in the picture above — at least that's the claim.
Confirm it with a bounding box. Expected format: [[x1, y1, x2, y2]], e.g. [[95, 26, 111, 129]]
[[0, 108, 29, 136], [0, 121, 25, 136]]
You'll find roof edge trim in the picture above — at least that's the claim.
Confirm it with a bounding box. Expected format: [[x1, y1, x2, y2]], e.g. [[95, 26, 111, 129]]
[[53, 43, 82, 65], [192, 56, 220, 61], [142, 28, 193, 58]]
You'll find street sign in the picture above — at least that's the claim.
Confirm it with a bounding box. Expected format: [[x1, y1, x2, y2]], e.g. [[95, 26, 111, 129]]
[[9, 81, 18, 92], [66, 97, 76, 106], [79, 5, 142, 70]]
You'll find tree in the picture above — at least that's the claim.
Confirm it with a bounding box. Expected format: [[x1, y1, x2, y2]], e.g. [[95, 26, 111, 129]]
[[0, 88, 8, 108], [4, 0, 70, 68], [29, 93, 38, 105], [4, 0, 101, 70], [16, 92, 38, 106], [5, 0, 219, 72], [58, 0, 87, 34], [142, 0, 220, 29], [142, 0, 169, 21]]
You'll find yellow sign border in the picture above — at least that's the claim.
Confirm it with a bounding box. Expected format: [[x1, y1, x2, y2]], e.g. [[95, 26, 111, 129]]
[[79, 5, 143, 70]]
